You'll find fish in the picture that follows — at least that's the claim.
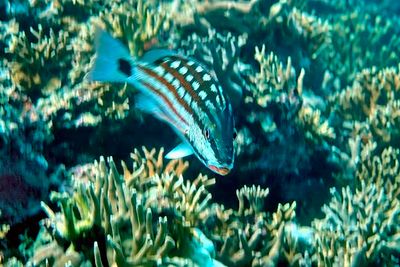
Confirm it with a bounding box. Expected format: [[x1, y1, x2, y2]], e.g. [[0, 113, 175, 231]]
[[86, 27, 235, 175]]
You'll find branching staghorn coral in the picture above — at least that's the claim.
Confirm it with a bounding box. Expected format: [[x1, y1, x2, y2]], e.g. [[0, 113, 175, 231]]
[[5, 24, 72, 98], [16, 146, 315, 266], [312, 144, 400, 266], [248, 45, 304, 110], [31, 148, 223, 266], [288, 7, 331, 61], [333, 65, 400, 152], [317, 7, 400, 87], [237, 185, 269, 216], [99, 0, 169, 57], [200, 183, 304, 267], [238, 45, 333, 170], [174, 0, 331, 83], [38, 156, 179, 266]]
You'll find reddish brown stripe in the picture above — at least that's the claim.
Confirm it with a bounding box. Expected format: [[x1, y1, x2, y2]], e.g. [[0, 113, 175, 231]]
[[141, 80, 188, 129], [161, 62, 202, 106], [137, 65, 190, 126]]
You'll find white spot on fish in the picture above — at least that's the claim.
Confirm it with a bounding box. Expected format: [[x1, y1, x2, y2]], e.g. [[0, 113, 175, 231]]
[[154, 66, 165, 76], [172, 79, 180, 89], [164, 72, 174, 83], [210, 84, 218, 92], [186, 74, 194, 82], [195, 66, 203, 72], [192, 81, 200, 90], [203, 74, 211, 81], [187, 61, 195, 66], [171, 61, 181, 69], [216, 95, 221, 106], [179, 66, 188, 75], [199, 90, 207, 100]]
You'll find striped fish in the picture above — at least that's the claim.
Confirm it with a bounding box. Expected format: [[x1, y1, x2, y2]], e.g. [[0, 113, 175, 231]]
[[87, 28, 235, 175]]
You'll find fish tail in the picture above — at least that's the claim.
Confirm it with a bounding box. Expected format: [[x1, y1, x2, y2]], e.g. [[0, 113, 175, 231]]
[[86, 27, 135, 83]]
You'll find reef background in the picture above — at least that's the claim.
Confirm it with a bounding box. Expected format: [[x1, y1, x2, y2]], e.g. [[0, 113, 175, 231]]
[[0, 0, 399, 266]]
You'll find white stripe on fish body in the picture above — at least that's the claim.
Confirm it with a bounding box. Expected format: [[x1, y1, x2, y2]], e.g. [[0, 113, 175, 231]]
[[134, 80, 188, 133], [183, 92, 192, 106], [154, 65, 165, 76], [135, 67, 192, 129], [164, 72, 174, 83], [172, 79, 180, 89], [177, 86, 186, 98]]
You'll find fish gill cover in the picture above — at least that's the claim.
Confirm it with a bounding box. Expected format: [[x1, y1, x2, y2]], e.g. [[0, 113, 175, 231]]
[[0, 0, 399, 266]]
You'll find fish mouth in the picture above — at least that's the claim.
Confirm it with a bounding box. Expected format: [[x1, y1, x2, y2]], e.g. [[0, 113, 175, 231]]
[[208, 165, 231, 176]]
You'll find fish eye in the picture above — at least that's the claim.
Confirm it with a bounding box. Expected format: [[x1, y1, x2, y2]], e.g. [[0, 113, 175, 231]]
[[203, 128, 210, 139], [233, 129, 237, 140]]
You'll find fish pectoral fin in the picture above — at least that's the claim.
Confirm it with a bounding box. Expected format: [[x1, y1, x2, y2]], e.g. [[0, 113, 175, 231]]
[[165, 142, 194, 159], [135, 93, 161, 115]]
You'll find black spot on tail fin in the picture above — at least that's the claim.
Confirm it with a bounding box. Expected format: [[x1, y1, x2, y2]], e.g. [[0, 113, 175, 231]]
[[118, 58, 132, 76]]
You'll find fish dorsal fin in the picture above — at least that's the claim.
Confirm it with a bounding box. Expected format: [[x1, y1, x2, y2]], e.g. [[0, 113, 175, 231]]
[[165, 142, 194, 159], [140, 49, 181, 64]]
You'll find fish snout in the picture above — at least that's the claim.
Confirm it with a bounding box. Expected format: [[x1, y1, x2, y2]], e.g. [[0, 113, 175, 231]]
[[208, 164, 232, 176]]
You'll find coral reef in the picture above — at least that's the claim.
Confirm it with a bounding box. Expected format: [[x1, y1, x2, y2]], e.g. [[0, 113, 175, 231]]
[[14, 148, 306, 267], [312, 144, 400, 266], [0, 66, 54, 225], [26, 148, 216, 266], [333, 65, 400, 148]]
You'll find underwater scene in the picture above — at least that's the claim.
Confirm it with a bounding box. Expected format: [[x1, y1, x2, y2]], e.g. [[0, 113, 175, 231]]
[[1, 0, 400, 266]]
